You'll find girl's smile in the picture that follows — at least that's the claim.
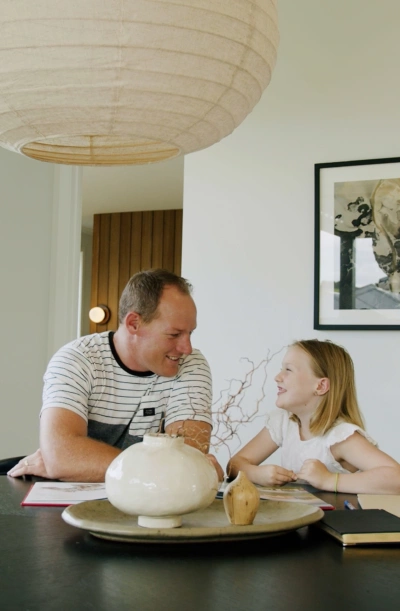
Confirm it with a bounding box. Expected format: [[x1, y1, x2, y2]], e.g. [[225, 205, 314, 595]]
[[274, 346, 324, 417]]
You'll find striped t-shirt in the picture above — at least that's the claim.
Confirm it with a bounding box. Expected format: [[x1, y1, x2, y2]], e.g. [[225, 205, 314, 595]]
[[41, 332, 213, 449]]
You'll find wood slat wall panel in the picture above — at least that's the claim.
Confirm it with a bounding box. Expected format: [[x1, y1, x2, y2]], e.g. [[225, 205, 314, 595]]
[[174, 210, 183, 275], [163, 210, 175, 272], [90, 209, 182, 335], [108, 213, 121, 330], [96, 214, 111, 333], [152, 211, 164, 269], [141, 212, 153, 270], [118, 212, 132, 304], [130, 211, 142, 275], [90, 214, 101, 334]]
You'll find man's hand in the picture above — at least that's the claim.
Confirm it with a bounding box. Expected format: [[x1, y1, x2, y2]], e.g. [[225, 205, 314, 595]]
[[206, 454, 224, 482], [7, 449, 50, 479]]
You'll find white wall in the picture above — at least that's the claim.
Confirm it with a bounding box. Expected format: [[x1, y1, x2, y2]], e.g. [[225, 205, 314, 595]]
[[0, 149, 54, 456], [81, 156, 184, 230], [0, 151, 81, 457], [183, 0, 400, 469]]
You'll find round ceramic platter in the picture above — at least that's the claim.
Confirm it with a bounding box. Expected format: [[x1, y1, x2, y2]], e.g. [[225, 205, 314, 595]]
[[62, 499, 324, 544]]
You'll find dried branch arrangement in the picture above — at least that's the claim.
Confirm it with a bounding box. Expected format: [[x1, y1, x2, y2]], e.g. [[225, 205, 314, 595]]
[[160, 349, 283, 458], [210, 355, 274, 457]]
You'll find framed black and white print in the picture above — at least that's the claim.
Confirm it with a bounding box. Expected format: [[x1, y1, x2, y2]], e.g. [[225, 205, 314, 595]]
[[314, 157, 400, 330]]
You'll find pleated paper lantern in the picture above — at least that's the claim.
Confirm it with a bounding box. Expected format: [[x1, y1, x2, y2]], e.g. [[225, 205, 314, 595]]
[[0, 1, 279, 165]]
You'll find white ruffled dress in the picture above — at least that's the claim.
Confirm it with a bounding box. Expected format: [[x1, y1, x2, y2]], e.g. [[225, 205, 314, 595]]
[[265, 409, 377, 474]]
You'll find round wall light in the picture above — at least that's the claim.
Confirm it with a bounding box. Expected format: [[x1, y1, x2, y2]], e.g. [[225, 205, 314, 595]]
[[89, 305, 111, 324]]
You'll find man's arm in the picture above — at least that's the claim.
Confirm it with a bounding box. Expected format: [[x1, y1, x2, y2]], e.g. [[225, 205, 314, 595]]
[[39, 407, 121, 482], [166, 419, 211, 453], [9, 412, 224, 482], [166, 419, 224, 481], [163, 352, 224, 480]]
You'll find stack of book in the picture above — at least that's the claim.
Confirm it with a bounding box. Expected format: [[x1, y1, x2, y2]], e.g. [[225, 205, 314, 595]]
[[316, 494, 400, 546]]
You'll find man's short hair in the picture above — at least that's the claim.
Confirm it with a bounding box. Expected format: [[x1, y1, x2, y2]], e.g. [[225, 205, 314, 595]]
[[118, 269, 193, 324]]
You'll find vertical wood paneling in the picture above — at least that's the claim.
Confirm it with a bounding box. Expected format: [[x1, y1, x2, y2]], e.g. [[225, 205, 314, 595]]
[[130, 211, 142, 274], [108, 213, 121, 330], [96, 214, 111, 333], [119, 212, 132, 302], [90, 208, 182, 334], [141, 211, 153, 269], [174, 210, 183, 275], [162, 209, 175, 271], [90, 214, 101, 334], [152, 211, 164, 269]]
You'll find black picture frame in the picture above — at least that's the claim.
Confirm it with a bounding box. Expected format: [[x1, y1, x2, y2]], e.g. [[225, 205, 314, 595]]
[[314, 156, 400, 330]]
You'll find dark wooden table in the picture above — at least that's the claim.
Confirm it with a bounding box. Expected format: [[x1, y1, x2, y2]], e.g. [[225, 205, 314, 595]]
[[1, 476, 399, 611]]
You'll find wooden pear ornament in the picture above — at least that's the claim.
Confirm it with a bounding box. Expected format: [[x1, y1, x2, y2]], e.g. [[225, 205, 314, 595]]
[[223, 471, 260, 526]]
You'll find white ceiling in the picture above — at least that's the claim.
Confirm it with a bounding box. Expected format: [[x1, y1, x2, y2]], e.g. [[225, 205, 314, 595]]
[[81, 155, 184, 231]]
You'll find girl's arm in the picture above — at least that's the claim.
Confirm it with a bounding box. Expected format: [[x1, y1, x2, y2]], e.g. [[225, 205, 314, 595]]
[[226, 428, 297, 486], [298, 432, 400, 493]]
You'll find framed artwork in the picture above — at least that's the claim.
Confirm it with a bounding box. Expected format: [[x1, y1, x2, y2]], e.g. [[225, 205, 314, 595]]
[[314, 156, 400, 330]]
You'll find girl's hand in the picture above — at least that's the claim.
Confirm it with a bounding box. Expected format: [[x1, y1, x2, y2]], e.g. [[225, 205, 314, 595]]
[[297, 459, 335, 490], [253, 464, 297, 487]]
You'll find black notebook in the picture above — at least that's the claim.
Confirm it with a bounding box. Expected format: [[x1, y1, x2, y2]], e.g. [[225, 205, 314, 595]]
[[316, 509, 400, 546]]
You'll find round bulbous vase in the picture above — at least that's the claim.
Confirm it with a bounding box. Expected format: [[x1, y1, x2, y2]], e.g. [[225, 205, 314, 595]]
[[105, 433, 219, 529]]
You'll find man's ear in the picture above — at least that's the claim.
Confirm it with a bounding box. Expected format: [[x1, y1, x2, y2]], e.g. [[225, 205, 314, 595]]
[[125, 311, 142, 334], [316, 378, 330, 396]]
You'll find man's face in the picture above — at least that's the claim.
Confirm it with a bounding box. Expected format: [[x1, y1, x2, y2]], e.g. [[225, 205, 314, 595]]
[[132, 286, 197, 377]]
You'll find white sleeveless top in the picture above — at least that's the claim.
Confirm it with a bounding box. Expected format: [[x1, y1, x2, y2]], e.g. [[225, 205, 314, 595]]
[[265, 409, 377, 474]]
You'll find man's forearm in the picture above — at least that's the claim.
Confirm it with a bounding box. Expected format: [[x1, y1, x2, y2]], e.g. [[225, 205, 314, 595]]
[[165, 420, 211, 453], [41, 435, 121, 482]]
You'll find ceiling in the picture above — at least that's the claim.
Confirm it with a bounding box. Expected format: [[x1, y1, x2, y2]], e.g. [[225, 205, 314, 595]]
[[81, 156, 184, 231]]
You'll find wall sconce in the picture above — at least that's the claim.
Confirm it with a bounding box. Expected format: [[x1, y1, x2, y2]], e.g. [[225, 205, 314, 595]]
[[89, 305, 111, 324]]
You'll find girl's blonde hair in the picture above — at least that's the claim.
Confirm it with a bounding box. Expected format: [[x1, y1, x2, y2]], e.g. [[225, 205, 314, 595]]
[[291, 339, 365, 436]]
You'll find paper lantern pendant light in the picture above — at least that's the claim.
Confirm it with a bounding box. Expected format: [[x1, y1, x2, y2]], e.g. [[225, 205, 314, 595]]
[[0, 1, 279, 166]]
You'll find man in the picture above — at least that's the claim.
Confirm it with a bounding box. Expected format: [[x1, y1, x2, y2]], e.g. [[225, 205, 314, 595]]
[[9, 269, 223, 481]]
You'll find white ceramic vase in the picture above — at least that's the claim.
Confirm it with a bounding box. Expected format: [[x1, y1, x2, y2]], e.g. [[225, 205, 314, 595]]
[[105, 433, 219, 529]]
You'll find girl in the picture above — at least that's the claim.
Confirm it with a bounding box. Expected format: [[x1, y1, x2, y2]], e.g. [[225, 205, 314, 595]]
[[227, 339, 400, 494]]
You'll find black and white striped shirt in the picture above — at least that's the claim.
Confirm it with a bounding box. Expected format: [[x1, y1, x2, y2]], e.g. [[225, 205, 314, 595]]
[[42, 332, 212, 449]]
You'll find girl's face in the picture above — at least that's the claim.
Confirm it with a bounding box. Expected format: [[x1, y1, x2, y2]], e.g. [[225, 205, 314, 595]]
[[274, 346, 323, 416]]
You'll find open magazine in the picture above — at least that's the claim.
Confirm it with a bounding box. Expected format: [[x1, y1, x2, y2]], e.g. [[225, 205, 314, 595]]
[[257, 486, 334, 510], [21, 482, 107, 506], [23, 482, 334, 509], [216, 482, 334, 509]]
